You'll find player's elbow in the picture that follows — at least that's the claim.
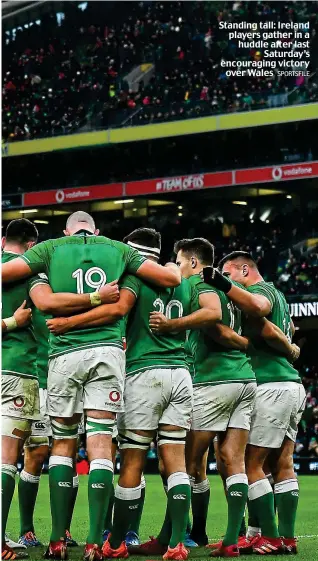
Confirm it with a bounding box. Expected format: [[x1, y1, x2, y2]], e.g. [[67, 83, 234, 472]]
[[205, 310, 222, 326], [160, 270, 182, 288], [35, 299, 54, 313], [250, 302, 267, 318]]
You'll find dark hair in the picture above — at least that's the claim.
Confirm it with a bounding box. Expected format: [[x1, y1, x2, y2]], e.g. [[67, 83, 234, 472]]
[[174, 237, 214, 266], [5, 219, 38, 244], [218, 251, 257, 270], [123, 227, 161, 250]]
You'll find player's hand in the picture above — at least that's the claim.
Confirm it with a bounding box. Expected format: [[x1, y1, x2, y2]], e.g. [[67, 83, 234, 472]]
[[46, 317, 70, 335], [149, 311, 169, 333], [99, 280, 120, 304], [289, 343, 300, 363], [200, 267, 232, 293], [14, 300, 32, 327]]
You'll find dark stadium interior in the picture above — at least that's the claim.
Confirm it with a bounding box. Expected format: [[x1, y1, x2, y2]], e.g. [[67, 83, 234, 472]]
[[2, 0, 318, 482]]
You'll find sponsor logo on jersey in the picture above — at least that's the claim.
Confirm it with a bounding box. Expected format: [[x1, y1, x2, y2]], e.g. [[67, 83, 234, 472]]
[[58, 481, 72, 487], [173, 494, 186, 500], [109, 390, 120, 403], [91, 483, 105, 489], [13, 397, 24, 408], [230, 491, 243, 497]]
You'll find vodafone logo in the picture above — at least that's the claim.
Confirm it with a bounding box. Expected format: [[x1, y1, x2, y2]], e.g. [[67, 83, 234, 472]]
[[272, 167, 283, 181], [109, 390, 120, 403], [13, 397, 24, 408], [272, 164, 313, 182], [56, 190, 65, 203]]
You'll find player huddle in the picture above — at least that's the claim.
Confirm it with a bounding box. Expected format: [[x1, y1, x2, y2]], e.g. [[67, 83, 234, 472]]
[[2, 212, 305, 561]]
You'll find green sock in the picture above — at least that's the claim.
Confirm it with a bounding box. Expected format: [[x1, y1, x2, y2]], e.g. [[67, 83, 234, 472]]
[[223, 474, 248, 547], [104, 483, 114, 532], [157, 503, 172, 546], [110, 484, 141, 549], [167, 472, 191, 548], [157, 480, 171, 545], [49, 456, 73, 541], [65, 475, 79, 532], [248, 479, 279, 538], [190, 479, 210, 538], [186, 515, 192, 535], [130, 475, 146, 535], [239, 511, 247, 537], [274, 479, 299, 538], [18, 470, 40, 535], [2, 464, 17, 542], [87, 459, 114, 546]]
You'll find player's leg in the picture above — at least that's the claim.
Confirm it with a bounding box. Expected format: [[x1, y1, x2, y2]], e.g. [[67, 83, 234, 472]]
[[84, 346, 126, 558], [109, 431, 153, 550], [45, 353, 83, 558], [158, 425, 191, 560], [2, 375, 39, 560], [64, 452, 79, 547], [19, 438, 49, 546], [186, 431, 211, 546], [104, 368, 161, 556], [19, 386, 51, 547], [216, 428, 249, 549], [245, 382, 297, 555], [103, 426, 118, 540], [269, 383, 306, 553], [157, 367, 194, 560]]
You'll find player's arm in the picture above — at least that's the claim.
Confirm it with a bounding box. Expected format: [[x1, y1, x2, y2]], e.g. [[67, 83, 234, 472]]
[[205, 324, 249, 351], [2, 258, 33, 283], [46, 289, 136, 335], [149, 292, 222, 334], [136, 261, 181, 288], [2, 301, 32, 332], [29, 281, 119, 315], [201, 268, 271, 317], [248, 317, 300, 361]]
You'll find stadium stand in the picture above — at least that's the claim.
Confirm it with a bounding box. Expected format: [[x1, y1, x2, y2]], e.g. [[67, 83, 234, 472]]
[[3, 1, 318, 140]]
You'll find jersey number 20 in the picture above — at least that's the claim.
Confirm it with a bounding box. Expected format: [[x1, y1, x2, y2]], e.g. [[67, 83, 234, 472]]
[[72, 267, 107, 293]]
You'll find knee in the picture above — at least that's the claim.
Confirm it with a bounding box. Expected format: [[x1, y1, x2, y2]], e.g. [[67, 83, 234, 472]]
[[24, 448, 48, 476]]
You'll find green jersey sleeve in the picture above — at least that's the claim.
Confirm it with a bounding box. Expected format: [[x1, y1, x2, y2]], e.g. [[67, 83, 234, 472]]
[[123, 245, 146, 274], [120, 274, 142, 299], [195, 279, 219, 297], [21, 241, 52, 274], [28, 272, 50, 293], [247, 283, 275, 311]]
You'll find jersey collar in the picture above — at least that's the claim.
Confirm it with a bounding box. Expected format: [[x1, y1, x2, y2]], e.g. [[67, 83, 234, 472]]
[[73, 229, 95, 236]]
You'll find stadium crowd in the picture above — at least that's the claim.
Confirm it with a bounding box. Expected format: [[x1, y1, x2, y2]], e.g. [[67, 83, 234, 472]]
[[3, 1, 318, 141]]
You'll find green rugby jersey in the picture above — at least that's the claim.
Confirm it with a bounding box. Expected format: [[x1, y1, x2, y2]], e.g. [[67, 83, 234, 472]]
[[188, 275, 255, 386], [246, 282, 300, 384], [20, 233, 146, 358], [33, 308, 49, 389], [121, 275, 197, 376], [2, 251, 48, 379]]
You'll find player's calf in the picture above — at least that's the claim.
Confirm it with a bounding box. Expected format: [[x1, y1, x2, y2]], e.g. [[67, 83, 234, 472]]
[[110, 431, 153, 549]]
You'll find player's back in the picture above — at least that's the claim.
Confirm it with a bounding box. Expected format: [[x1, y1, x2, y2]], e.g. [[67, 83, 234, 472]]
[[2, 251, 37, 377], [21, 233, 145, 358], [187, 275, 255, 385], [122, 275, 194, 376], [246, 281, 300, 384]]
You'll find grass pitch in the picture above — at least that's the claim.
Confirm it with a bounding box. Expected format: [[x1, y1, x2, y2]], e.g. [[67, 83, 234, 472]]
[[7, 475, 318, 561]]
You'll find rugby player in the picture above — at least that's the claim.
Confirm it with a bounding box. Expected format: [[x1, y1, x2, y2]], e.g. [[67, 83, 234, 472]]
[[149, 238, 256, 558], [2, 213, 182, 561], [46, 228, 221, 560], [2, 218, 122, 560], [203, 251, 305, 555]]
